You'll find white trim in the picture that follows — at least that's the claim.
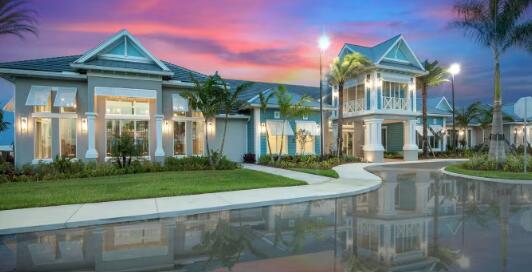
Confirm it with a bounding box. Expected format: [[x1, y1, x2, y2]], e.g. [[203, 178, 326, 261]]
[[58, 118, 77, 159], [382, 57, 410, 64], [104, 114, 150, 120], [172, 116, 204, 122], [162, 80, 196, 88], [73, 29, 171, 72], [376, 35, 425, 71], [0, 68, 87, 80], [253, 108, 261, 157], [95, 86, 157, 99], [436, 96, 452, 112], [375, 64, 428, 75], [99, 54, 151, 64], [31, 112, 78, 119], [70, 63, 173, 76], [33, 117, 53, 162]]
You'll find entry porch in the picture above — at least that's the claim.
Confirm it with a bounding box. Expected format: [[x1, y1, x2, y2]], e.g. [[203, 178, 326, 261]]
[[339, 115, 419, 162]]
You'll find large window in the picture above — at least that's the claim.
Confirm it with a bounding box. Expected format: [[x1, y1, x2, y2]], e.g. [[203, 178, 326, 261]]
[[192, 121, 204, 155], [34, 95, 52, 113], [295, 125, 315, 155], [268, 135, 288, 155], [59, 118, 76, 158], [382, 81, 408, 98], [106, 99, 149, 116], [106, 120, 149, 156], [35, 118, 52, 160], [174, 121, 186, 155]]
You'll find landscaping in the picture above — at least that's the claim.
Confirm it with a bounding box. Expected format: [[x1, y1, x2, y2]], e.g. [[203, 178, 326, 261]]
[[0, 169, 305, 210], [446, 154, 532, 180], [257, 155, 359, 178]]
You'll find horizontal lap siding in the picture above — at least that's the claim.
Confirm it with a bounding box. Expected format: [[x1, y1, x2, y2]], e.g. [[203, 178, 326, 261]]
[[385, 123, 403, 152]]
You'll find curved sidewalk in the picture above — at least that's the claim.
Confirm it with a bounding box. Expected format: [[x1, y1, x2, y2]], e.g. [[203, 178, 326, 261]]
[[0, 164, 381, 235]]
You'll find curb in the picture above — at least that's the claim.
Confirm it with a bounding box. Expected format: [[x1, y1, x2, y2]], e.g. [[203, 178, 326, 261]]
[[441, 167, 532, 184]]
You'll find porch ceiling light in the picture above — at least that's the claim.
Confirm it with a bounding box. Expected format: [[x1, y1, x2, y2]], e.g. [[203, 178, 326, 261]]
[[448, 63, 460, 76], [318, 34, 330, 51]]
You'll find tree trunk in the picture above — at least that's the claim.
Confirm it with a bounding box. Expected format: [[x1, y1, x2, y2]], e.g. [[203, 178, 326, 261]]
[[276, 120, 286, 162], [422, 85, 429, 158], [217, 114, 229, 166], [205, 118, 214, 167], [489, 51, 507, 163], [337, 83, 344, 157], [264, 117, 274, 163]]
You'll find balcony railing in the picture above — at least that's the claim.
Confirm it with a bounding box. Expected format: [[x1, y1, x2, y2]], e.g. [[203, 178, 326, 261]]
[[343, 99, 364, 113], [383, 96, 409, 111]]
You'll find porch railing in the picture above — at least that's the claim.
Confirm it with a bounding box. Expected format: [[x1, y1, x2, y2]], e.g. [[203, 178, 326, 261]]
[[342, 99, 364, 113], [383, 96, 409, 111]]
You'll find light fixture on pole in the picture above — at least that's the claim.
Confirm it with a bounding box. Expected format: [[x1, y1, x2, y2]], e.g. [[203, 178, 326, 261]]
[[318, 34, 330, 158], [448, 63, 460, 152]]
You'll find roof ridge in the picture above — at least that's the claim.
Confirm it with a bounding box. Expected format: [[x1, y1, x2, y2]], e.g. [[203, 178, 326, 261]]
[[344, 34, 402, 49], [161, 60, 206, 78], [227, 78, 318, 89]]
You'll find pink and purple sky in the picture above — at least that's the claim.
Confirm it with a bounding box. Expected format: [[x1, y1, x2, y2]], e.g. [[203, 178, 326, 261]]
[[0, 0, 531, 106]]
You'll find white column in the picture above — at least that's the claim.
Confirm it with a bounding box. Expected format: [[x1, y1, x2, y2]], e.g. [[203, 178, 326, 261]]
[[254, 107, 261, 158], [85, 112, 98, 159], [155, 115, 165, 157], [363, 118, 384, 162], [442, 118, 448, 151], [378, 174, 398, 216], [415, 172, 430, 213], [403, 119, 418, 161], [411, 78, 417, 112]]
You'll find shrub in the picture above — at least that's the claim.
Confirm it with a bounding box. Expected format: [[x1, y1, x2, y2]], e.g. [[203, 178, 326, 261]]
[[243, 153, 256, 163], [257, 154, 359, 170]]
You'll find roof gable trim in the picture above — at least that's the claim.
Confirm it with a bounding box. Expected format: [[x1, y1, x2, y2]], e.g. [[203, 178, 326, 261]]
[[375, 36, 424, 71]]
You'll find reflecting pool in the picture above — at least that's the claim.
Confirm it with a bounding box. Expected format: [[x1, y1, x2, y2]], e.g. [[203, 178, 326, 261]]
[[1, 162, 532, 271]]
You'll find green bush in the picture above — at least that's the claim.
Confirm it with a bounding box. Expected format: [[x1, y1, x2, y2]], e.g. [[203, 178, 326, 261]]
[[461, 154, 532, 172], [0, 155, 239, 183], [257, 154, 359, 170]]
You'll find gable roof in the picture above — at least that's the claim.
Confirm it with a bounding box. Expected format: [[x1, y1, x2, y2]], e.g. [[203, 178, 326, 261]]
[[72, 29, 171, 75], [342, 34, 425, 74], [416, 96, 452, 116]]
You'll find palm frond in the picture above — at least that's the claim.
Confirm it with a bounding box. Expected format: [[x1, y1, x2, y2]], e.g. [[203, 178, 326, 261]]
[[504, 21, 532, 52], [0, 0, 37, 38]]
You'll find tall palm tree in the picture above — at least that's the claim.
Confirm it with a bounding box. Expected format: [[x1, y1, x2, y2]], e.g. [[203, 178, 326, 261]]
[[0, 108, 9, 132], [417, 60, 448, 158], [182, 73, 225, 167], [455, 102, 481, 148], [218, 80, 253, 159], [0, 0, 37, 38], [328, 52, 371, 157], [453, 0, 532, 162]]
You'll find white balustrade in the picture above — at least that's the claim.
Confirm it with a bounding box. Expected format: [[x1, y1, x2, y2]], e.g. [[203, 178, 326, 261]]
[[383, 96, 409, 111]]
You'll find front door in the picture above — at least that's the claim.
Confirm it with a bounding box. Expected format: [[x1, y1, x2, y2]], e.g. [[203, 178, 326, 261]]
[[343, 131, 354, 156]]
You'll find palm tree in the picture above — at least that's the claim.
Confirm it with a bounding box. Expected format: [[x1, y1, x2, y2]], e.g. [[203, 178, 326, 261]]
[[272, 85, 311, 162], [182, 73, 225, 167], [0, 108, 9, 132], [328, 52, 371, 157], [218, 80, 253, 160], [477, 104, 514, 145], [0, 0, 37, 38], [416, 60, 447, 158], [453, 0, 532, 162], [455, 102, 481, 149]]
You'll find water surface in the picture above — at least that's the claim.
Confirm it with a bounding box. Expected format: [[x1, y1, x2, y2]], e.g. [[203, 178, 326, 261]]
[[1, 161, 531, 271]]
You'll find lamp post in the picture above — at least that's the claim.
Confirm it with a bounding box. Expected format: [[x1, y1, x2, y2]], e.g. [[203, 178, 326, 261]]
[[448, 63, 460, 152], [318, 34, 330, 158]]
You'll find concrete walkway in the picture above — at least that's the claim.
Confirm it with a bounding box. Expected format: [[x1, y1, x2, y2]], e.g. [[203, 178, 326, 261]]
[[0, 164, 381, 235]]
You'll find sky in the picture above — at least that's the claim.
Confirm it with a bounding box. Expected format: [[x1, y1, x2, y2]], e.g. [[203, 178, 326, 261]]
[[0, 0, 531, 108]]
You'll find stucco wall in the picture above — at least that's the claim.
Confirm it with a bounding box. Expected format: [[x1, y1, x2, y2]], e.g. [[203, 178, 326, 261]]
[[12, 77, 87, 167]]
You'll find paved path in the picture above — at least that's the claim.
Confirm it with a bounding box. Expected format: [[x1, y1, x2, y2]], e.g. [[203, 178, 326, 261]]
[[0, 165, 381, 235]]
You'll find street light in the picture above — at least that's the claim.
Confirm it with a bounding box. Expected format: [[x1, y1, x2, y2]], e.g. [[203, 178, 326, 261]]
[[448, 63, 460, 152], [318, 34, 330, 158]]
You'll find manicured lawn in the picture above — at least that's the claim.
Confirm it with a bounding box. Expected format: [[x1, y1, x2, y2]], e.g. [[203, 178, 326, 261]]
[[0, 169, 305, 210], [446, 164, 532, 180], [289, 168, 339, 178]]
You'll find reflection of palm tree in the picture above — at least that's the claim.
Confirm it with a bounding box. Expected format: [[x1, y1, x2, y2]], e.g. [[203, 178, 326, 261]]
[[194, 213, 265, 271], [273, 203, 326, 253], [497, 184, 514, 272]]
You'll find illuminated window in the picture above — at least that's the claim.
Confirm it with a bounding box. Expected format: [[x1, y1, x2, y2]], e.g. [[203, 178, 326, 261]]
[[35, 118, 52, 160], [174, 121, 186, 155], [268, 135, 288, 155], [34, 95, 52, 113], [59, 118, 76, 158], [192, 121, 204, 155], [106, 120, 149, 156], [105, 98, 149, 116]]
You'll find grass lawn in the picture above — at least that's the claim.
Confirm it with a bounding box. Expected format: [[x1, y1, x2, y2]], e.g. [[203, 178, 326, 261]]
[[446, 164, 532, 180], [0, 169, 305, 210], [289, 168, 339, 178]]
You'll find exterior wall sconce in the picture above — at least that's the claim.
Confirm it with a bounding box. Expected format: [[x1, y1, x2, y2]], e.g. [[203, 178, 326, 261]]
[[81, 118, 87, 133], [315, 123, 321, 135], [459, 130, 465, 136], [20, 117, 28, 133], [514, 128, 518, 134], [207, 121, 215, 135], [260, 122, 266, 134], [164, 120, 170, 133]]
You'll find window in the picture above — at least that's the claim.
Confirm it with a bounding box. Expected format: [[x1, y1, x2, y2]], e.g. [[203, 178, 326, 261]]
[[268, 135, 288, 155], [59, 118, 76, 158], [174, 121, 186, 155], [382, 81, 408, 98], [106, 120, 149, 156], [274, 111, 280, 119], [35, 118, 52, 160], [295, 124, 315, 155], [34, 95, 52, 113], [105, 98, 149, 116], [192, 121, 204, 155]]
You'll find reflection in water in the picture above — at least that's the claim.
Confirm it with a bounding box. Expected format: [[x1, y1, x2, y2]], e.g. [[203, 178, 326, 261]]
[[1, 162, 532, 271]]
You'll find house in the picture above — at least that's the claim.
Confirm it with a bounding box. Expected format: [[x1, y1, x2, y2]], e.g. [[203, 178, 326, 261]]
[[331, 34, 428, 162], [0, 29, 331, 167], [414, 96, 451, 153]]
